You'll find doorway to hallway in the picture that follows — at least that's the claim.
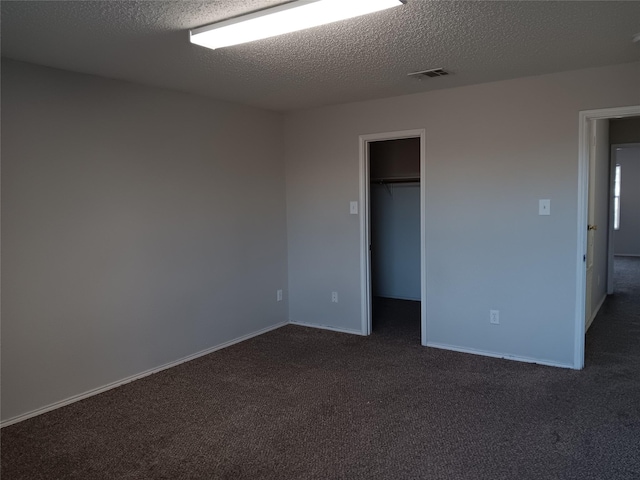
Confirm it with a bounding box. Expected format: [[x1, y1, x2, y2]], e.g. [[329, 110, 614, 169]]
[[576, 106, 640, 368]]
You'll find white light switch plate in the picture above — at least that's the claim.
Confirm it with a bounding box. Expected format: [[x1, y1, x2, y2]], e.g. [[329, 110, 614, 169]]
[[350, 201, 358, 215], [539, 199, 550, 215]]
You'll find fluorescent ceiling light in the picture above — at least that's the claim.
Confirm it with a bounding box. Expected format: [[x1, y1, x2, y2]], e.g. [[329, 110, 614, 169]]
[[190, 0, 405, 50]]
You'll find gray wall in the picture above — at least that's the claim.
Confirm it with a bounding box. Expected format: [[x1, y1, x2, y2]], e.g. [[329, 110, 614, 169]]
[[610, 117, 640, 145], [371, 184, 421, 300], [614, 146, 640, 256], [1, 60, 288, 422], [370, 138, 420, 181], [285, 61, 640, 366], [590, 119, 610, 319]]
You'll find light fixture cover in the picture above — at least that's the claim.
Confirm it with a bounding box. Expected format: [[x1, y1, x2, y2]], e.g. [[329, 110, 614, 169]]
[[190, 0, 404, 50]]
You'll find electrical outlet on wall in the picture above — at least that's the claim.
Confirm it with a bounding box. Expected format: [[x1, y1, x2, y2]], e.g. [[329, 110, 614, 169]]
[[277, 289, 283, 302], [490, 310, 500, 324], [331, 291, 338, 303]]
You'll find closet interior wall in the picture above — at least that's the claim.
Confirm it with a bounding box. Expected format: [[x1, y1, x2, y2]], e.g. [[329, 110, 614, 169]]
[[369, 138, 421, 302]]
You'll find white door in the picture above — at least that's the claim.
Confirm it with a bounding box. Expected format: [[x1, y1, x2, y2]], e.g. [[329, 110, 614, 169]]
[[585, 121, 597, 327]]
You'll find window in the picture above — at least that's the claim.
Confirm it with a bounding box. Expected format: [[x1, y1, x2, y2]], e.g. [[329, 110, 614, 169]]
[[614, 164, 621, 230]]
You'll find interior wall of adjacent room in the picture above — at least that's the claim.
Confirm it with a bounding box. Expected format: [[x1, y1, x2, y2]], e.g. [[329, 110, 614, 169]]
[[1, 59, 288, 423], [284, 61, 640, 366], [613, 146, 640, 256]]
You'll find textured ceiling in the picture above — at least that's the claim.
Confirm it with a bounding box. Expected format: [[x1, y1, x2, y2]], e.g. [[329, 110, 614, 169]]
[[2, 1, 639, 112]]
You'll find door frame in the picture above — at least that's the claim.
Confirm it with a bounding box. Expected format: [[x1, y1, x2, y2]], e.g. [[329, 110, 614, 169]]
[[574, 105, 640, 369], [359, 128, 427, 344]]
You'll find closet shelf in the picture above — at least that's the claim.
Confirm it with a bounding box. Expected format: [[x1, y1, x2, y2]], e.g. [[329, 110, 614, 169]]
[[371, 177, 420, 184]]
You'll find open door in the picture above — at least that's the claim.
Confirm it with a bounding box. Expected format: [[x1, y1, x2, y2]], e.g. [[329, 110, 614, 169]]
[[585, 118, 611, 332], [585, 120, 597, 327]]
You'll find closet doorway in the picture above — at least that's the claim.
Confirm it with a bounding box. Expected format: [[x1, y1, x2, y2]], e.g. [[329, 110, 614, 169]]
[[359, 129, 426, 344]]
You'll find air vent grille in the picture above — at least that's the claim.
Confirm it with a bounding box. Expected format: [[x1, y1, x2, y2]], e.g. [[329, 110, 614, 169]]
[[408, 68, 450, 78]]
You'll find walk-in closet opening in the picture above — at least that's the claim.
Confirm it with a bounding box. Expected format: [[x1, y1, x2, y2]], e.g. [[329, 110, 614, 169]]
[[369, 137, 421, 341]]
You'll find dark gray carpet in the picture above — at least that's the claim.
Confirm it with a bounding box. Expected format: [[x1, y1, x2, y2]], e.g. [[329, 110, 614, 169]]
[[2, 258, 639, 479]]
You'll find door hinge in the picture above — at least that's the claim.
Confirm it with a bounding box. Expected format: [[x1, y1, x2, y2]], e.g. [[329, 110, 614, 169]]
[[583, 254, 586, 262]]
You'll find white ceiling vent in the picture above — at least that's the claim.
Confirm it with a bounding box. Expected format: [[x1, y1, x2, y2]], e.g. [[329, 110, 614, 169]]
[[408, 68, 450, 78]]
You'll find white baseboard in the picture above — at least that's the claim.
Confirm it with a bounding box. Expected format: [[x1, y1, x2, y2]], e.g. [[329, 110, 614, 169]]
[[586, 294, 607, 332], [289, 320, 365, 336], [426, 342, 574, 369], [0, 321, 288, 428]]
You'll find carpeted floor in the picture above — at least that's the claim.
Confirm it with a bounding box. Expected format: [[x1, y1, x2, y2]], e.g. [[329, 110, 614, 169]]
[[2, 258, 639, 479]]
